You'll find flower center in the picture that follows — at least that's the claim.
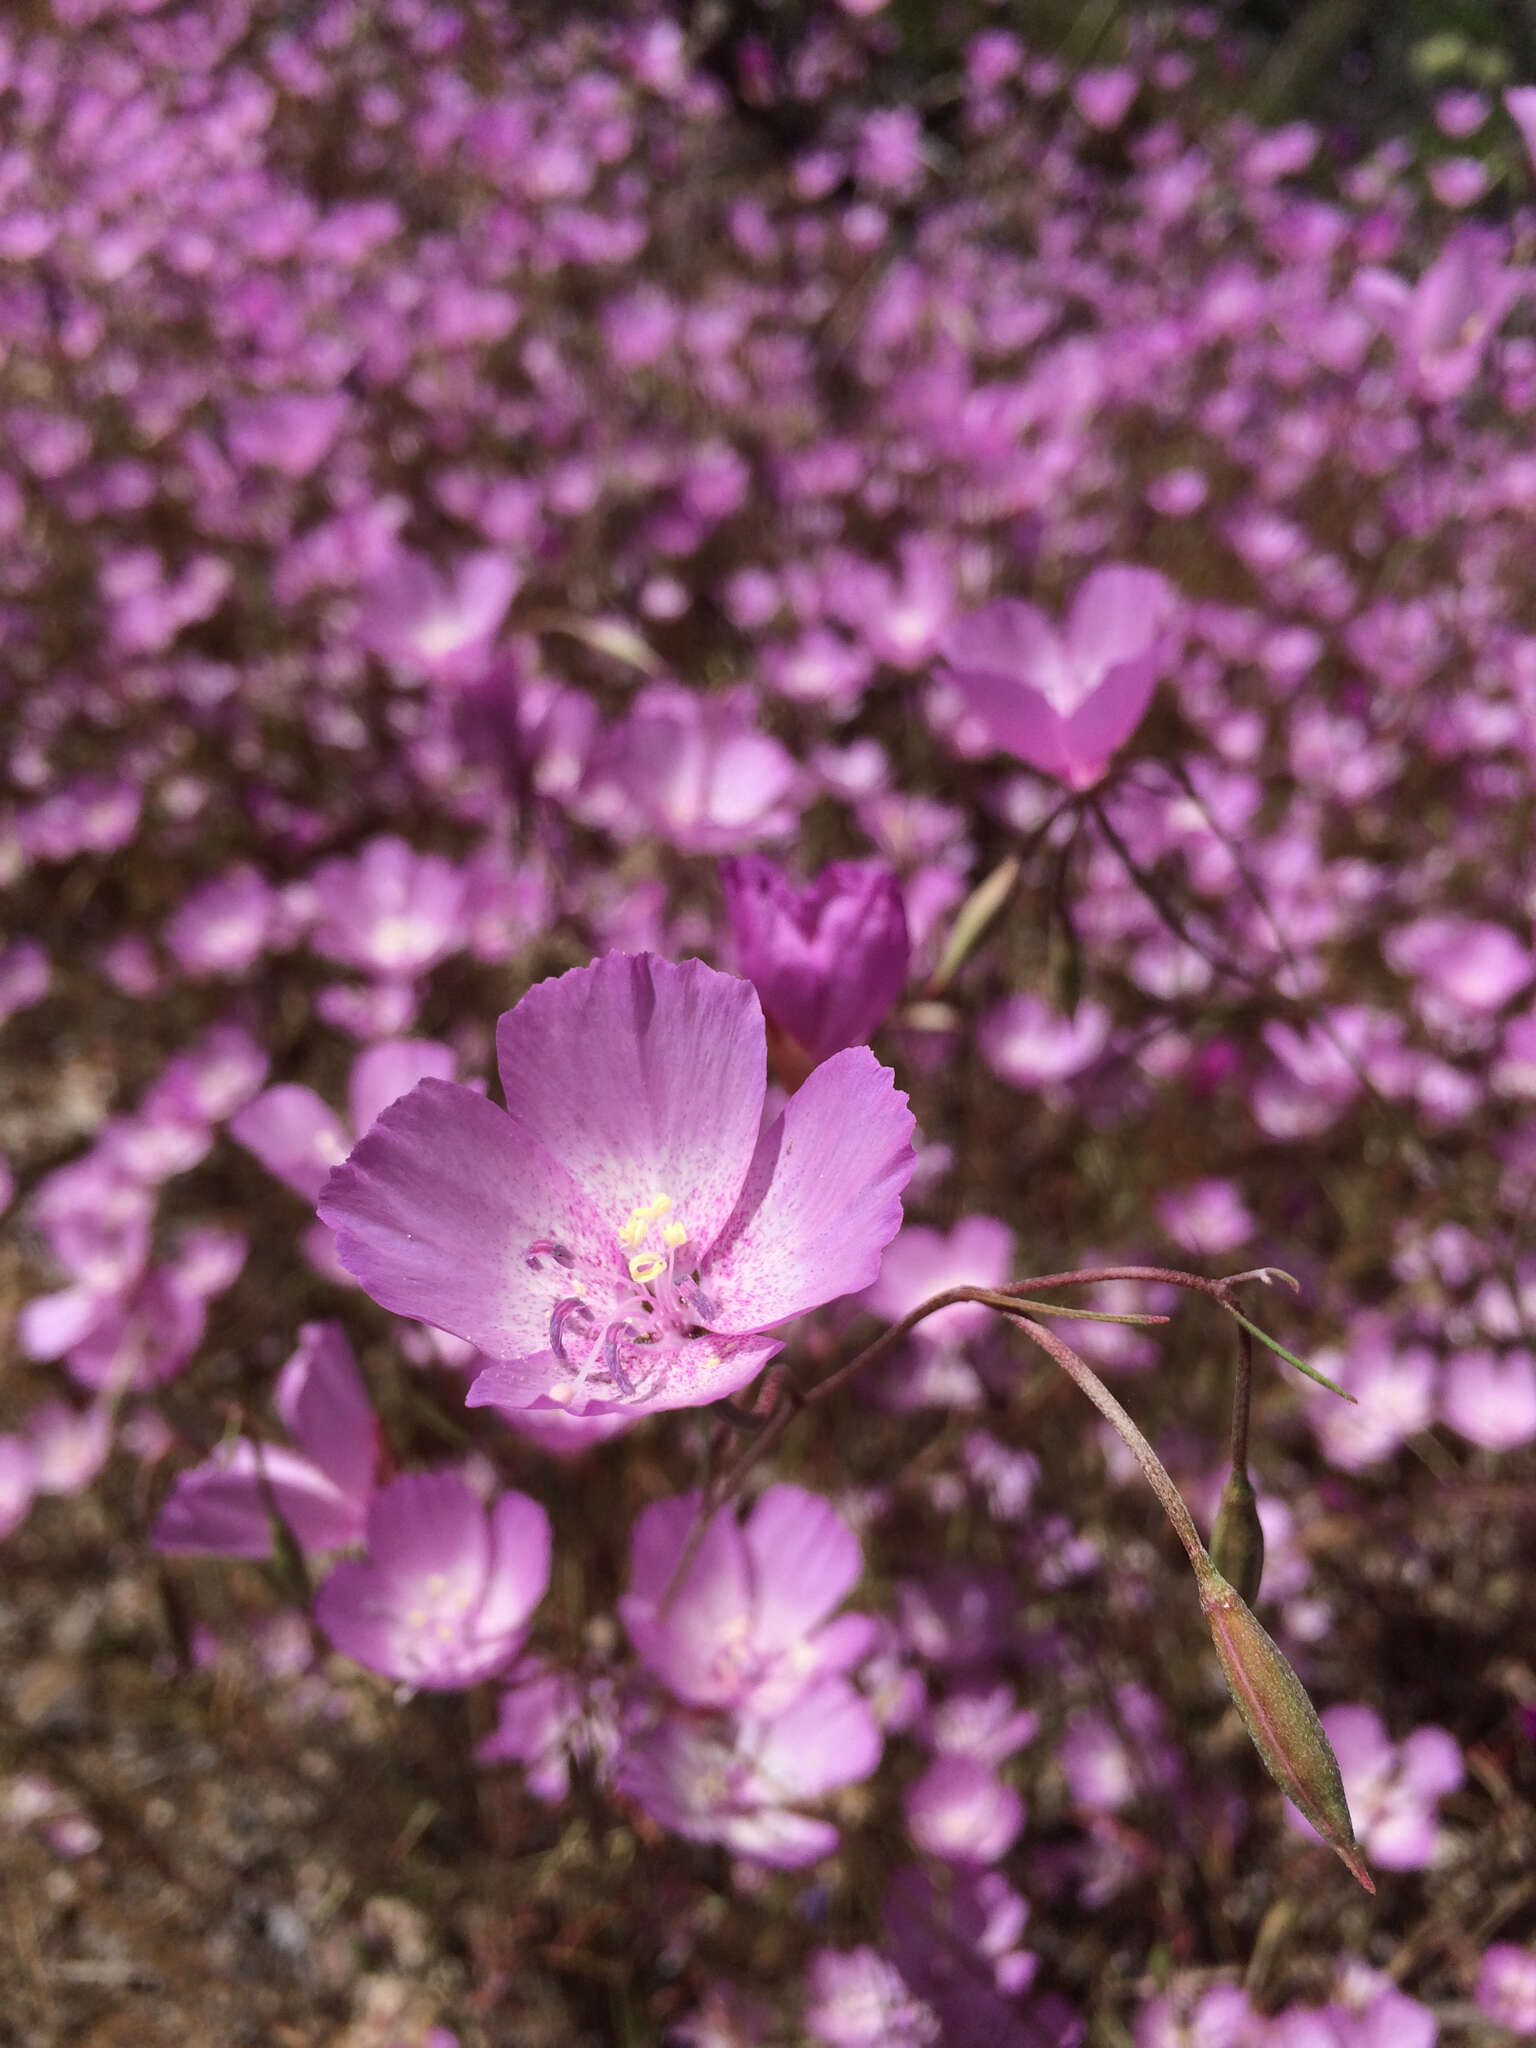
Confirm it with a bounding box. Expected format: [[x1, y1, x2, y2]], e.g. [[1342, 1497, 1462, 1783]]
[[523, 1190, 718, 1405]]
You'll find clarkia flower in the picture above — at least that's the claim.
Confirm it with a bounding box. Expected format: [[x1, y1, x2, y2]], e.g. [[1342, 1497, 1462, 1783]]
[[720, 853, 910, 1069], [309, 836, 468, 981], [617, 1675, 882, 1866], [359, 548, 519, 685], [1354, 232, 1522, 403], [619, 1485, 876, 1716], [319, 954, 915, 1415], [805, 1946, 940, 2048], [154, 1321, 377, 1559], [936, 566, 1178, 790], [1284, 1704, 1464, 1872], [904, 1754, 1024, 1865], [1476, 1942, 1536, 2035], [315, 1470, 550, 1689]]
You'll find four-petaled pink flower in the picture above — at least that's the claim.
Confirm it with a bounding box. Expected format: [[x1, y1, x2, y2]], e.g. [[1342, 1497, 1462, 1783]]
[[617, 1677, 883, 1867], [319, 953, 915, 1416], [315, 1470, 550, 1689], [619, 1485, 877, 1717], [936, 566, 1178, 790]]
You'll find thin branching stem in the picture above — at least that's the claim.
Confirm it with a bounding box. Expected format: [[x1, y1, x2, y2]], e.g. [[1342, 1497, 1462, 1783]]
[[1230, 1322, 1255, 1477], [1006, 1312, 1210, 1572]]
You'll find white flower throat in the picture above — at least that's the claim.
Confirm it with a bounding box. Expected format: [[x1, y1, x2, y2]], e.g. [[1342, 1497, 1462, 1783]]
[[524, 1192, 718, 1404]]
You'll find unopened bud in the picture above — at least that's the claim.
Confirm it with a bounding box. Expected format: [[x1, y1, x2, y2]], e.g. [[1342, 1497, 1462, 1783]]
[[1211, 1468, 1265, 1607], [1197, 1558, 1375, 1894]]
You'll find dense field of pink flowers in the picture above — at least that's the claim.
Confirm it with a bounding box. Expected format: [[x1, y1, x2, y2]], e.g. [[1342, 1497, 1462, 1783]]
[[3, 2, 1536, 2042]]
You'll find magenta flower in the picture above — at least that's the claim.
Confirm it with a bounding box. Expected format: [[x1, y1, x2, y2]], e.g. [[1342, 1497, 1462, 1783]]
[[904, 1755, 1024, 1865], [155, 1322, 377, 1559], [617, 1676, 882, 1866], [1441, 1346, 1536, 1452], [319, 954, 915, 1415], [359, 548, 519, 685], [805, 1946, 941, 2048], [309, 837, 468, 980], [1285, 1705, 1464, 1872], [619, 1485, 876, 1716], [314, 1470, 550, 1690], [1476, 1943, 1536, 2035], [720, 854, 910, 1064], [936, 567, 1177, 790], [1355, 233, 1522, 403], [593, 683, 800, 852], [232, 1038, 459, 1206]]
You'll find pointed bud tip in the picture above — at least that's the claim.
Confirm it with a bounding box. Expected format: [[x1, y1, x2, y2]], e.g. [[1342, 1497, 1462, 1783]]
[[1199, 1563, 1368, 1884]]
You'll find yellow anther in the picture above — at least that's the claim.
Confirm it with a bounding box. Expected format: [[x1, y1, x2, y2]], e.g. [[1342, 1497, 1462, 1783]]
[[662, 1221, 687, 1247], [618, 1192, 674, 1246], [628, 1252, 667, 1285]]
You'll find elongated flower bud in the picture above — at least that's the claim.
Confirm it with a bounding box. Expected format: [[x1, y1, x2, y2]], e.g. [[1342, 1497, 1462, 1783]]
[[1197, 1558, 1375, 1894], [1211, 1468, 1265, 1607]]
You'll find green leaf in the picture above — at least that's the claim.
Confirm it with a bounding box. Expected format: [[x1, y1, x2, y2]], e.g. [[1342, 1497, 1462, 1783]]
[[1225, 1309, 1354, 1403]]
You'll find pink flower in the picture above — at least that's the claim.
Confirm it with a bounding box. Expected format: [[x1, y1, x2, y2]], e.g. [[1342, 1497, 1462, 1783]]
[[1155, 1179, 1256, 1258], [617, 1676, 882, 1867], [936, 567, 1178, 789], [904, 1754, 1024, 1864], [315, 1470, 550, 1689], [1476, 1943, 1536, 2035], [619, 1485, 876, 1716], [1354, 233, 1522, 402], [1073, 67, 1138, 131], [233, 1039, 458, 1205], [720, 854, 909, 1064], [1286, 1706, 1463, 1871], [1382, 915, 1532, 1015], [309, 836, 468, 979], [1305, 1325, 1437, 1471], [1441, 1347, 1536, 1452], [978, 992, 1112, 1088], [594, 683, 800, 852], [155, 1322, 378, 1558], [320, 955, 915, 1415], [359, 548, 519, 685], [805, 1946, 940, 2048]]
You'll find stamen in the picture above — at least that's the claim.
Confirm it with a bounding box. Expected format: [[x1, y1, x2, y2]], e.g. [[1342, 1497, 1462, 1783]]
[[603, 1321, 637, 1396], [679, 1280, 718, 1323], [549, 1296, 596, 1364], [525, 1238, 575, 1271], [628, 1251, 668, 1285]]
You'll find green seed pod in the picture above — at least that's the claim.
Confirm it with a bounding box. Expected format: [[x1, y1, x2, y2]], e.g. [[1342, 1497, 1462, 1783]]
[[1197, 1558, 1375, 1894], [1211, 1467, 1265, 1607]]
